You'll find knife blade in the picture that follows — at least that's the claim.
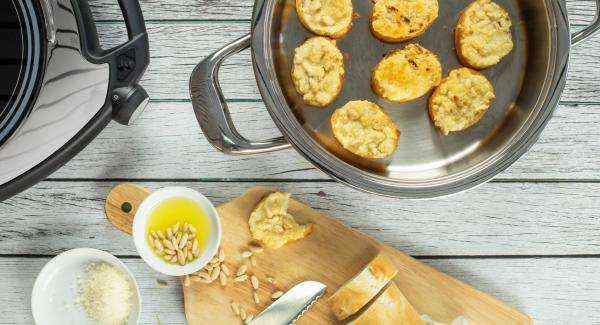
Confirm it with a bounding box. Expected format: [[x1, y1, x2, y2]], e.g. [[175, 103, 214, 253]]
[[248, 281, 327, 325]]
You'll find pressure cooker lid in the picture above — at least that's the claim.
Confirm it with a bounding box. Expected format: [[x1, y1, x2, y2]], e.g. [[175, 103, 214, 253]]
[[0, 0, 45, 147]]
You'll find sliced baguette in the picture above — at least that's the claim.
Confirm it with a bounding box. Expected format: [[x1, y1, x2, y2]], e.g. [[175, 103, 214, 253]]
[[370, 0, 438, 43], [296, 0, 353, 38], [327, 253, 399, 320], [455, 0, 513, 69], [346, 282, 426, 325]]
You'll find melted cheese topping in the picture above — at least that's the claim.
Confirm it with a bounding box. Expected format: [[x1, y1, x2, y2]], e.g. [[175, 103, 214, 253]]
[[429, 68, 495, 135], [372, 44, 441, 102], [292, 37, 344, 107], [331, 100, 399, 158], [456, 0, 513, 69], [297, 0, 353, 37], [371, 0, 438, 42]]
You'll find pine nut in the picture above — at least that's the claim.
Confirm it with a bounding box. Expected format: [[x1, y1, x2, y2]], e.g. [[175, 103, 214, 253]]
[[234, 275, 248, 282], [241, 251, 252, 258], [253, 292, 260, 304], [266, 276, 277, 284], [272, 291, 284, 299], [165, 249, 175, 256], [179, 233, 189, 249], [210, 257, 219, 265], [250, 256, 257, 267], [183, 275, 190, 287], [151, 230, 158, 239], [204, 264, 214, 272], [211, 266, 220, 280], [167, 228, 173, 240], [172, 222, 180, 233], [240, 308, 247, 321], [170, 255, 178, 263], [176, 232, 182, 243], [157, 230, 165, 240], [186, 241, 192, 250], [155, 249, 165, 256], [221, 264, 231, 276], [189, 224, 197, 234], [251, 275, 259, 290], [183, 223, 189, 233], [163, 239, 174, 250], [154, 239, 164, 252], [219, 248, 225, 262], [171, 237, 178, 250], [164, 254, 173, 260], [236, 265, 247, 276], [219, 272, 227, 286], [177, 250, 185, 265], [192, 239, 199, 255], [187, 250, 193, 262], [245, 314, 254, 324], [249, 243, 264, 253], [197, 272, 211, 282], [148, 236, 155, 248], [183, 247, 188, 259], [231, 302, 240, 315]]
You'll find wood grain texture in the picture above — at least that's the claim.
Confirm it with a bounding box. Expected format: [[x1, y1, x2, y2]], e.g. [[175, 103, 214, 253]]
[[94, 23, 600, 103], [51, 102, 600, 180], [89, 0, 598, 25], [1, 257, 599, 325], [2, 181, 600, 256]]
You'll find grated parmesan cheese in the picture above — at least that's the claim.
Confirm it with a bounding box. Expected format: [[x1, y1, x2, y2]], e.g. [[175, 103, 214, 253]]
[[78, 262, 133, 325]]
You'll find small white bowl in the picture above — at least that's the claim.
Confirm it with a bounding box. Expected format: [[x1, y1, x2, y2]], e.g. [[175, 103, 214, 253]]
[[31, 248, 141, 325], [132, 186, 222, 276]]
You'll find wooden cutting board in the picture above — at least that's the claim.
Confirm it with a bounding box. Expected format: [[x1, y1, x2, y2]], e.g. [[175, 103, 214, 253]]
[[105, 183, 532, 325]]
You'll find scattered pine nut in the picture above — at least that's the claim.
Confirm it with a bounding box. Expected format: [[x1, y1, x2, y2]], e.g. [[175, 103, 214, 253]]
[[211, 266, 221, 280], [253, 292, 260, 304], [249, 243, 264, 254], [236, 265, 247, 276], [250, 256, 257, 267], [272, 291, 284, 299], [219, 272, 227, 286], [244, 314, 254, 324], [157, 279, 169, 288], [241, 251, 252, 258], [231, 302, 240, 315], [221, 264, 231, 276], [235, 275, 248, 282], [266, 276, 277, 284], [183, 275, 191, 287], [210, 257, 219, 265], [240, 308, 247, 320], [250, 275, 259, 290]]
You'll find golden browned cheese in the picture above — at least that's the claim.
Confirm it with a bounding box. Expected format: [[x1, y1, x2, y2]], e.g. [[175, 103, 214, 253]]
[[292, 37, 344, 107], [296, 0, 353, 38], [429, 68, 495, 135], [372, 44, 442, 103], [370, 0, 438, 42], [455, 0, 514, 69], [331, 100, 399, 159], [248, 192, 314, 249]]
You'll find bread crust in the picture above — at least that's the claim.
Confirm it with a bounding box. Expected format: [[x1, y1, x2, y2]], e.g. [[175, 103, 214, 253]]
[[330, 101, 400, 159], [291, 37, 345, 107], [371, 44, 442, 103], [428, 67, 495, 135], [455, 0, 513, 69], [296, 0, 353, 38], [370, 0, 438, 43], [346, 282, 426, 325], [327, 253, 399, 320]]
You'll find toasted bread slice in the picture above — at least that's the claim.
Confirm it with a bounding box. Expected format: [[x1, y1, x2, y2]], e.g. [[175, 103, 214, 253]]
[[248, 192, 314, 249], [296, 0, 353, 38], [331, 100, 400, 159], [372, 44, 442, 103], [328, 253, 399, 320], [455, 0, 513, 69], [428, 68, 495, 135], [292, 37, 345, 107], [370, 0, 438, 42], [346, 282, 426, 325]]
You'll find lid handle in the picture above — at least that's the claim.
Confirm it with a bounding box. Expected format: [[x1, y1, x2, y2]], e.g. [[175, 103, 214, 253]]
[[189, 34, 291, 155], [571, 0, 600, 46]]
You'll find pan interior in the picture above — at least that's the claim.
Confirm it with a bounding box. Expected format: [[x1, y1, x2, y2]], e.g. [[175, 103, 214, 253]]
[[271, 0, 552, 182]]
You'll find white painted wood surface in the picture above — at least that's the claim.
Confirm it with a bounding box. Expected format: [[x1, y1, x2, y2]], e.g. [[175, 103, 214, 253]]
[[1, 0, 600, 324]]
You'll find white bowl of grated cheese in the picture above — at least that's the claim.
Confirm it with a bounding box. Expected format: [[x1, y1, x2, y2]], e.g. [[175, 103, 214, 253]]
[[31, 248, 141, 325]]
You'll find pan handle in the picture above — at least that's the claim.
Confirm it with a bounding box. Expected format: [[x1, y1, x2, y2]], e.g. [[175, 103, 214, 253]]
[[189, 34, 291, 155], [571, 0, 600, 46]]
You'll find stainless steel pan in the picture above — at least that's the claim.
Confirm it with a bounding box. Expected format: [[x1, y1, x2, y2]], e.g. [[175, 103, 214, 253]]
[[191, 0, 600, 199]]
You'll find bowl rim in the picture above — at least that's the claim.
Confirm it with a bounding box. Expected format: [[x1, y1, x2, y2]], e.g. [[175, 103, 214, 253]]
[[31, 247, 142, 325], [132, 186, 222, 276]]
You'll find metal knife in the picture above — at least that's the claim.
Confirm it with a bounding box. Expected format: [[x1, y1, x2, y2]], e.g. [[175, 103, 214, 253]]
[[248, 281, 327, 325]]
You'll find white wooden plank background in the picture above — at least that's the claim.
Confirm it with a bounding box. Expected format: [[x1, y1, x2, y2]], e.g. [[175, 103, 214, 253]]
[[1, 0, 599, 324]]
